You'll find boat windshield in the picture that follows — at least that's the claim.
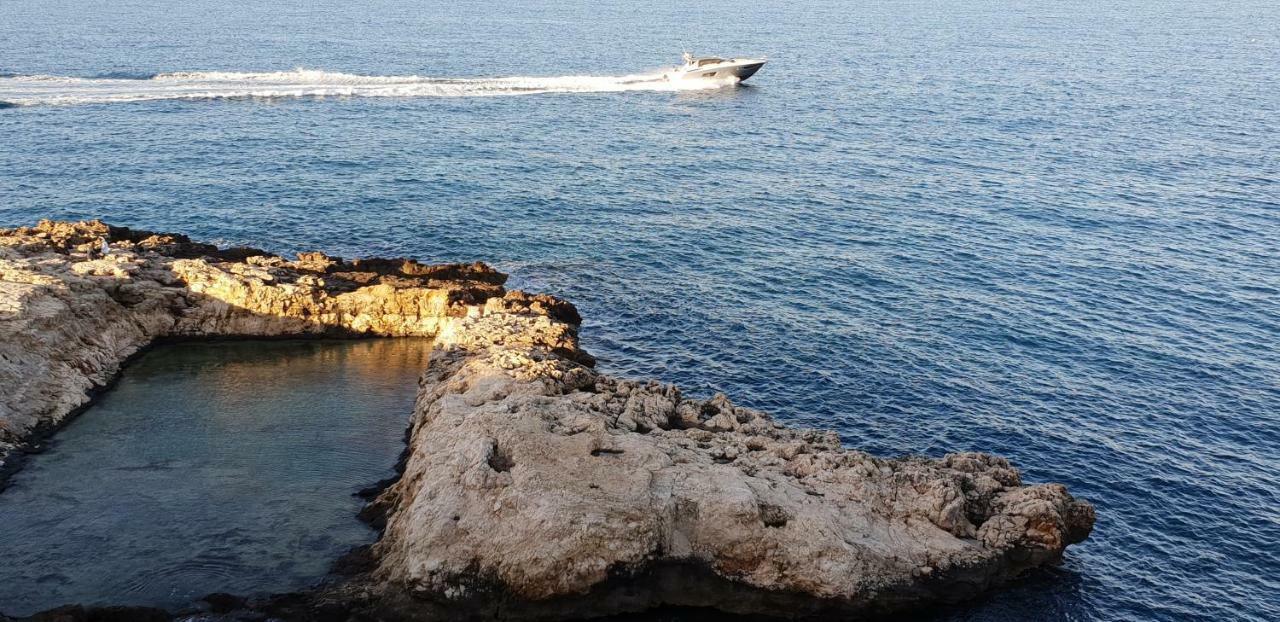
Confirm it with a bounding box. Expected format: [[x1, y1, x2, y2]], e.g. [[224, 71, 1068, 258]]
[[696, 57, 726, 67]]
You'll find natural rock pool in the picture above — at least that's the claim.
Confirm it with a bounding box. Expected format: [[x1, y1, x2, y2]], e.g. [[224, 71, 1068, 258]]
[[0, 338, 431, 616]]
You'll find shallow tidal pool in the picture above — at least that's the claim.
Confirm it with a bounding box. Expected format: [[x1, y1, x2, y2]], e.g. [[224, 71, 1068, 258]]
[[0, 339, 431, 616]]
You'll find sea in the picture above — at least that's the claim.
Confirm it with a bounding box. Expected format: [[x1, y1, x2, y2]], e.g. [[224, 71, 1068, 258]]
[[1, 1, 1277, 620]]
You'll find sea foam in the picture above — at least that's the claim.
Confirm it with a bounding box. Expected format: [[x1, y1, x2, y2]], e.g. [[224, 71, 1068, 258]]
[[0, 68, 737, 106]]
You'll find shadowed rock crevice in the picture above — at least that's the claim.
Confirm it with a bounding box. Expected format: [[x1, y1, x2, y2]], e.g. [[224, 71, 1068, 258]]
[[487, 442, 516, 473]]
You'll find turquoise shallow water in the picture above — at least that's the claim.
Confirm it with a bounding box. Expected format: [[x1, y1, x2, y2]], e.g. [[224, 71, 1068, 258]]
[[0, 340, 430, 616], [1, 1, 1278, 620]]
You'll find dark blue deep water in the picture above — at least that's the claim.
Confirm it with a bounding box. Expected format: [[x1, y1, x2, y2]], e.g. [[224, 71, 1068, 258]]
[[2, 1, 1277, 620]]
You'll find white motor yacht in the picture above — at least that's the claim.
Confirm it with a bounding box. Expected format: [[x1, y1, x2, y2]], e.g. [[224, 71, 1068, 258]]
[[666, 52, 766, 83]]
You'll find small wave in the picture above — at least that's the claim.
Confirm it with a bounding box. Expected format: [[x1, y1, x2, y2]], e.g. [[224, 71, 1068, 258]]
[[89, 70, 160, 80], [0, 101, 16, 109], [0, 68, 738, 106]]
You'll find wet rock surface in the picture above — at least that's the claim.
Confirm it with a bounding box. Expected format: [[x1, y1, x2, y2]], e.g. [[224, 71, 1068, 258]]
[[0, 221, 1094, 620]]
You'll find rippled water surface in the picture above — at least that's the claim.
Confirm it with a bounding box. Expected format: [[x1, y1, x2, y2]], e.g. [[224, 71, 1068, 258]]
[[1, 0, 1278, 620], [0, 340, 429, 615]]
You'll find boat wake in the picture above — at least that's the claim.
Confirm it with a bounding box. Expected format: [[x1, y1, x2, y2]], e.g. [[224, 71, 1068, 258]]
[[0, 69, 739, 106]]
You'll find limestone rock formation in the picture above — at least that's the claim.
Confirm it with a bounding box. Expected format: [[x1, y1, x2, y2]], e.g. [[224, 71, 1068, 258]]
[[0, 220, 1094, 620], [368, 312, 1096, 619]]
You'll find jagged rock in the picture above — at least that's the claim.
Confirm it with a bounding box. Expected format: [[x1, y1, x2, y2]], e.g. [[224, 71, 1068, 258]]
[[0, 220, 1094, 620], [366, 312, 1095, 619]]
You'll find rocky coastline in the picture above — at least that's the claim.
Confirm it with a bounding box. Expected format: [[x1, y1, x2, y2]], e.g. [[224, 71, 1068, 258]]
[[0, 221, 1094, 621]]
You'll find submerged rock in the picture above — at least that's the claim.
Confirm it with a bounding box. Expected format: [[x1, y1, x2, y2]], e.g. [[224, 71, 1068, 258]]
[[0, 220, 1094, 620]]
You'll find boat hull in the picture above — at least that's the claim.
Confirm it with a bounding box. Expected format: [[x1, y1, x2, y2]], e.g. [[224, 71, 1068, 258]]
[[668, 60, 766, 83]]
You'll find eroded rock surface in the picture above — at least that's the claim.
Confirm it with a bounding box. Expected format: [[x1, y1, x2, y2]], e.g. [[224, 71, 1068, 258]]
[[0, 220, 1094, 620], [369, 297, 1095, 619]]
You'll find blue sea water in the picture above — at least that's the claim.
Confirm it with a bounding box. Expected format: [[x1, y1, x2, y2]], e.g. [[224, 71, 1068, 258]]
[[1, 0, 1278, 620]]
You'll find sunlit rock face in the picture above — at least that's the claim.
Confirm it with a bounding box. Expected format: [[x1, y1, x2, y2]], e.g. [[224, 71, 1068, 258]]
[[0, 220, 1093, 619]]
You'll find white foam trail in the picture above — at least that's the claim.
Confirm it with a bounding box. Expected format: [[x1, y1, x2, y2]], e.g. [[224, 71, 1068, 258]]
[[0, 68, 738, 106]]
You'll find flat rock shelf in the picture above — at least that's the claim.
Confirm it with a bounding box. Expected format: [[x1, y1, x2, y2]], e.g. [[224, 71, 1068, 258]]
[[0, 221, 1094, 621]]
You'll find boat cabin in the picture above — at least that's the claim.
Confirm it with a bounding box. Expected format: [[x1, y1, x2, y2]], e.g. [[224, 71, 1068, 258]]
[[681, 52, 728, 67]]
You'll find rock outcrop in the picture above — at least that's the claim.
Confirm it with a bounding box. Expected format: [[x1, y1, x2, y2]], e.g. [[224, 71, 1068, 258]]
[[365, 313, 1095, 619], [0, 220, 1094, 620], [0, 219, 513, 476]]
